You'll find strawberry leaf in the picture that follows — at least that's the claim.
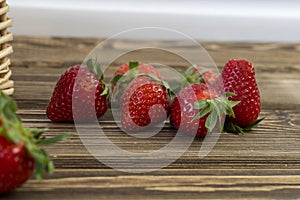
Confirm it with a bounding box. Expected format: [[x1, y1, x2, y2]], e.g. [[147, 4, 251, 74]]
[[111, 61, 143, 100], [193, 106, 212, 120], [226, 101, 240, 117], [112, 74, 132, 99], [243, 118, 264, 131], [37, 132, 73, 145], [224, 92, 236, 97], [110, 74, 124, 84], [193, 100, 208, 110], [183, 65, 210, 84], [192, 92, 240, 133], [100, 81, 109, 97], [129, 61, 139, 69], [86, 58, 109, 98], [29, 128, 45, 139], [224, 121, 244, 134], [224, 118, 264, 134], [86, 58, 104, 80], [205, 110, 218, 133]]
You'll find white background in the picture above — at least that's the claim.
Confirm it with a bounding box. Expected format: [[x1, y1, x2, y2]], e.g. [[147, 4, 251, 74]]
[[7, 0, 300, 42]]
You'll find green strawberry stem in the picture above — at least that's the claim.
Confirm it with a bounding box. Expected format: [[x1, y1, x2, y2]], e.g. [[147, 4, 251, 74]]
[[0, 92, 71, 179], [193, 92, 240, 133]]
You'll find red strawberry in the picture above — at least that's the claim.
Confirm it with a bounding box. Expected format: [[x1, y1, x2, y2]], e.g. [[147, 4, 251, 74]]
[[217, 59, 262, 133], [0, 137, 34, 193], [170, 83, 238, 138], [111, 61, 161, 93], [47, 59, 108, 122], [121, 75, 170, 132], [183, 65, 218, 86], [0, 92, 70, 194]]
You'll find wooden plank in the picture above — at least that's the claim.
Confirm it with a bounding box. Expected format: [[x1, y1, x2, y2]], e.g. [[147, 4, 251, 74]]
[[11, 37, 300, 68], [7, 175, 300, 200]]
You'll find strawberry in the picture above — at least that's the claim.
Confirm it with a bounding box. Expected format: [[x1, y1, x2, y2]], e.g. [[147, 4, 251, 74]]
[[111, 61, 161, 93], [170, 83, 238, 138], [0, 92, 70, 194], [120, 74, 171, 132], [47, 59, 108, 122], [0, 136, 34, 194], [111, 61, 169, 132], [182, 65, 218, 86], [217, 59, 262, 133]]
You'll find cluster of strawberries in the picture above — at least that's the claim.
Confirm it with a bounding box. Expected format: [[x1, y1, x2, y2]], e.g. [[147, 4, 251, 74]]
[[0, 58, 262, 194], [47, 59, 262, 135]]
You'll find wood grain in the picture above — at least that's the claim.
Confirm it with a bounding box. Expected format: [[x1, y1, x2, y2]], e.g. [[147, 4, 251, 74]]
[[1, 36, 299, 199]]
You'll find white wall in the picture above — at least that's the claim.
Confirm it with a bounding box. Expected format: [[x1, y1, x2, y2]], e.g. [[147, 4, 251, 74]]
[[7, 0, 300, 42]]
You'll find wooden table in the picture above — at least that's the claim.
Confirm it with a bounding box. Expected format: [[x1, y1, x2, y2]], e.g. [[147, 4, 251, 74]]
[[3, 36, 300, 199]]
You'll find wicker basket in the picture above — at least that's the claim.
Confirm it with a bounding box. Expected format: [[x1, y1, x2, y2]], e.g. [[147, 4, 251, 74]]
[[0, 0, 13, 95]]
